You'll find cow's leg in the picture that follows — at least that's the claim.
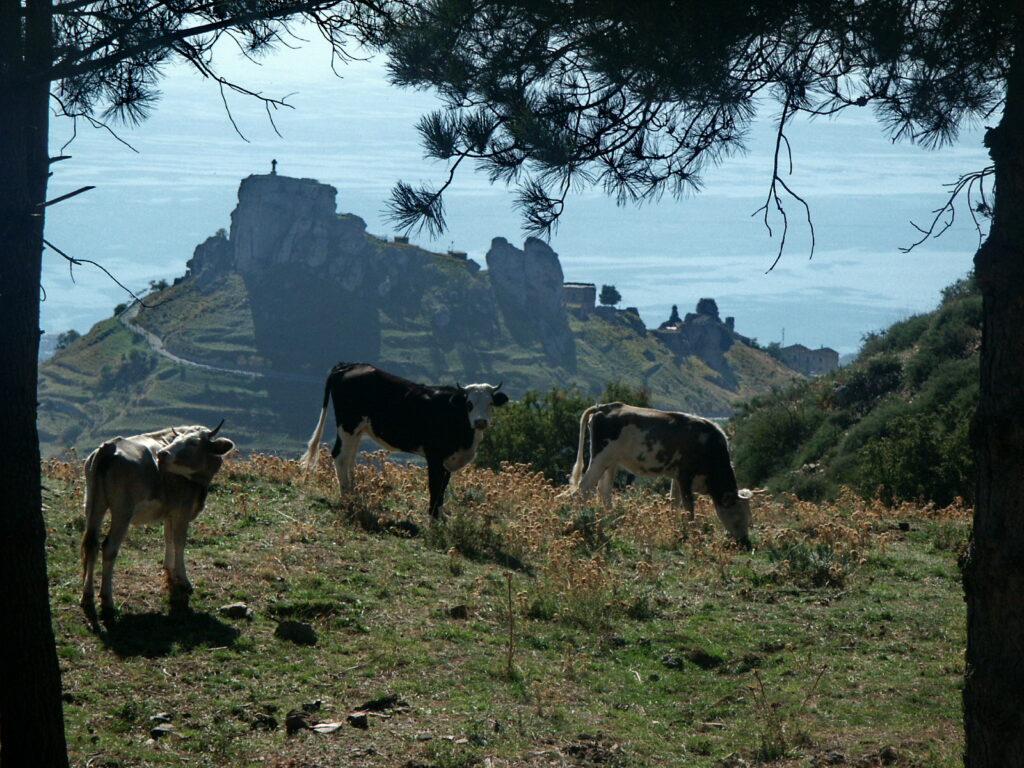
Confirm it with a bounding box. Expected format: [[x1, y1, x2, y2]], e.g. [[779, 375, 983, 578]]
[[98, 508, 133, 620], [80, 495, 106, 625], [577, 452, 615, 502], [331, 430, 359, 493], [597, 467, 615, 509], [674, 474, 697, 520], [163, 512, 193, 611], [426, 459, 451, 519]]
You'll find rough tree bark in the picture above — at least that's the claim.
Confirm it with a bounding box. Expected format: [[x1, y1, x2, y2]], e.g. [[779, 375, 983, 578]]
[[963, 23, 1024, 768], [0, 0, 70, 763]]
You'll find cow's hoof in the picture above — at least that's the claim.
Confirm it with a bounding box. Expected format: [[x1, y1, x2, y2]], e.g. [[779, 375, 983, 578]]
[[168, 589, 193, 614], [99, 603, 118, 624], [81, 599, 101, 630]]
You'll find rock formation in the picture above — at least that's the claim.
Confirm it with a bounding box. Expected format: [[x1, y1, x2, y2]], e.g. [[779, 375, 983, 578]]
[[486, 237, 575, 368], [653, 299, 738, 389]]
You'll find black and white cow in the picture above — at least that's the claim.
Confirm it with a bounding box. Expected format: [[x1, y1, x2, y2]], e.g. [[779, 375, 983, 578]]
[[80, 421, 235, 623], [565, 403, 754, 546], [298, 362, 509, 518]]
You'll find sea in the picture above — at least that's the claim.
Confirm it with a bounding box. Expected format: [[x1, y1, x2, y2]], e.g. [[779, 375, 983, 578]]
[[40, 34, 991, 358]]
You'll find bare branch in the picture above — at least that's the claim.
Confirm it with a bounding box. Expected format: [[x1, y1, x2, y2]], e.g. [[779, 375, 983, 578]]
[[43, 239, 154, 308], [38, 185, 95, 208], [900, 166, 995, 253]]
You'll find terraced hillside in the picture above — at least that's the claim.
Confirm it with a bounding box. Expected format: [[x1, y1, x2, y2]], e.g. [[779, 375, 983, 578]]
[[38, 173, 800, 458]]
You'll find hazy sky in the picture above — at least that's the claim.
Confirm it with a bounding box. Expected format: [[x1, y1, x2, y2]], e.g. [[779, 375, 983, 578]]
[[42, 32, 991, 354]]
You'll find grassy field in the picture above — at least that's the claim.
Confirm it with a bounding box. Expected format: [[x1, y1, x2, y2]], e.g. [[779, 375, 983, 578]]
[[44, 452, 968, 767]]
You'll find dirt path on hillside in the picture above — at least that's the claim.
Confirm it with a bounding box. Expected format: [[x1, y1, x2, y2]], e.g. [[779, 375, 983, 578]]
[[119, 301, 321, 384]]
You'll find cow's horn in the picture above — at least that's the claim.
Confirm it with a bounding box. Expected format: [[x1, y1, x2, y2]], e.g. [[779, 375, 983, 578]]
[[209, 418, 225, 437], [494, 381, 503, 392], [170, 426, 179, 438]]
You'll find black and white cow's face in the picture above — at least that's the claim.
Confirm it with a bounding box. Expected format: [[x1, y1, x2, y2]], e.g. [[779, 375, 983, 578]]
[[157, 424, 235, 484], [461, 384, 510, 431]]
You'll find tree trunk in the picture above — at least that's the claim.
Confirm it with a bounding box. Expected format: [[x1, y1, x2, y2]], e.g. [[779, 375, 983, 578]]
[[0, 0, 70, 763], [962, 23, 1024, 768]]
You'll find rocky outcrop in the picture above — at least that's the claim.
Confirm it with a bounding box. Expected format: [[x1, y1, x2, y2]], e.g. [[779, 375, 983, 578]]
[[207, 174, 522, 377], [232, 175, 339, 274], [186, 233, 233, 289], [653, 299, 738, 389], [227, 174, 380, 373], [486, 237, 576, 368]]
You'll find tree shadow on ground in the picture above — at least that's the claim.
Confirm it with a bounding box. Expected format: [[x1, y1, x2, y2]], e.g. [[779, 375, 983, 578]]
[[99, 607, 241, 658]]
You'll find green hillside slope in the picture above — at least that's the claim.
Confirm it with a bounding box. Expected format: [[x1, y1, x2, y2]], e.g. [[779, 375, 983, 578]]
[[38, 172, 802, 458], [729, 274, 979, 507], [39, 275, 798, 458]]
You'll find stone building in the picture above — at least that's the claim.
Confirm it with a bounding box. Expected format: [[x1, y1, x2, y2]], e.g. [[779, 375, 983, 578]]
[[563, 282, 597, 317], [779, 344, 839, 376]]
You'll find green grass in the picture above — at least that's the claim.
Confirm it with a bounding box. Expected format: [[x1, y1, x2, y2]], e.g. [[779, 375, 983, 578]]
[[45, 455, 968, 767]]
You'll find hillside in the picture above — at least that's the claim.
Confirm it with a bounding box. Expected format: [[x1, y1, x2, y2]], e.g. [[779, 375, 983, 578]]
[[729, 274, 980, 506], [45, 453, 967, 767], [38, 172, 800, 457]]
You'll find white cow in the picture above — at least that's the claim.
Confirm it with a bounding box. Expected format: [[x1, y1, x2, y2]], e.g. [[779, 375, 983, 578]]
[[80, 421, 234, 623]]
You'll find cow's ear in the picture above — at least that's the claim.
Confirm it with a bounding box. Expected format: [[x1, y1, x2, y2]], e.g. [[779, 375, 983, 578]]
[[493, 392, 509, 407], [210, 438, 235, 455]]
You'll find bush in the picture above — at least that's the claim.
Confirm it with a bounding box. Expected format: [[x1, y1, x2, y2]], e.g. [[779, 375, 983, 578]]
[[475, 387, 593, 482], [97, 349, 157, 393], [859, 313, 930, 357], [476, 383, 651, 483], [600, 381, 651, 408], [730, 383, 823, 487], [765, 539, 849, 588], [55, 329, 81, 350], [729, 272, 979, 507], [856, 406, 973, 506]]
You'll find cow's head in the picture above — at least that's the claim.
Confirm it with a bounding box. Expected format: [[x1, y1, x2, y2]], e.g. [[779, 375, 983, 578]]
[[714, 488, 755, 549], [157, 420, 235, 485], [459, 382, 510, 431]]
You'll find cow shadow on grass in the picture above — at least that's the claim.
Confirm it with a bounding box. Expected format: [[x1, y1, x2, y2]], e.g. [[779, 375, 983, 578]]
[[98, 607, 241, 658], [314, 494, 533, 574]]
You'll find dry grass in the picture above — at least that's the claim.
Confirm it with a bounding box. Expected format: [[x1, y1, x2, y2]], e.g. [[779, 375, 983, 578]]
[[44, 451, 971, 768]]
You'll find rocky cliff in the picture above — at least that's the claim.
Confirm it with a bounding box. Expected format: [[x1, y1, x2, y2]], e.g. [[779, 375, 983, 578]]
[[37, 172, 804, 456], [187, 173, 575, 377]]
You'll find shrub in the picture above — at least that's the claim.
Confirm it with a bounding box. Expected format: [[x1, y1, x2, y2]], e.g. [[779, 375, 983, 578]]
[[856, 406, 973, 506], [55, 329, 81, 350], [730, 384, 823, 486], [765, 539, 849, 588], [599, 284, 621, 306], [475, 387, 593, 482], [859, 313, 930, 356], [601, 380, 651, 408], [476, 383, 648, 483]]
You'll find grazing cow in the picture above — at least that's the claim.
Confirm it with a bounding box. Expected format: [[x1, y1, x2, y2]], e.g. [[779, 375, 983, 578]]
[[565, 403, 754, 546], [298, 362, 509, 518], [80, 421, 235, 623]]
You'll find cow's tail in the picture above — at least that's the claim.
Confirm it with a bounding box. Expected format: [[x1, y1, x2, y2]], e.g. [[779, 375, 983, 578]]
[[567, 405, 600, 492], [80, 442, 113, 580], [298, 374, 333, 473]]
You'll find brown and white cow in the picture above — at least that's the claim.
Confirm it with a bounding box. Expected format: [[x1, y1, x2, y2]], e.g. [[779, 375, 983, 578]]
[[565, 403, 753, 546], [80, 421, 235, 623], [298, 362, 508, 518]]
